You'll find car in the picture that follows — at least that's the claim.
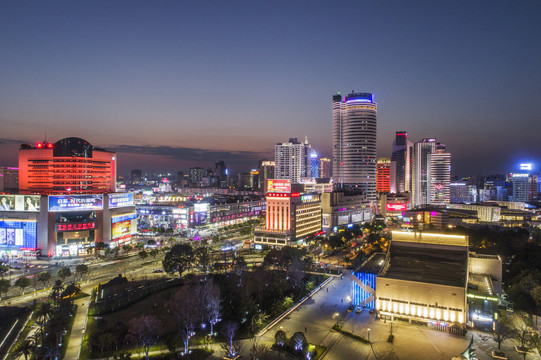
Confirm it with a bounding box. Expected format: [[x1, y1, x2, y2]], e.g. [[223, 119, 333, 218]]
[[355, 306, 362, 314]]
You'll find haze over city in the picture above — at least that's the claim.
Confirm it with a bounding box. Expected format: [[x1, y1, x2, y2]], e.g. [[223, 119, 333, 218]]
[[1, 1, 540, 175]]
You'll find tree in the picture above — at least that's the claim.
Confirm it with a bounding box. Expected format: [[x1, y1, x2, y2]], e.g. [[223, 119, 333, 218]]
[[0, 263, 9, 277], [138, 250, 149, 260], [50, 280, 64, 307], [135, 242, 145, 251], [57, 266, 71, 281], [37, 271, 52, 288], [12, 339, 36, 360], [123, 244, 133, 253], [195, 245, 213, 277], [290, 332, 308, 351], [492, 318, 512, 350], [15, 276, 31, 295], [275, 330, 286, 346], [113, 352, 132, 360], [171, 285, 203, 354], [127, 315, 161, 360], [0, 278, 10, 299], [202, 280, 221, 335], [75, 264, 89, 281], [221, 322, 241, 358], [35, 302, 54, 333], [248, 337, 272, 360], [162, 243, 194, 278], [149, 248, 159, 260]]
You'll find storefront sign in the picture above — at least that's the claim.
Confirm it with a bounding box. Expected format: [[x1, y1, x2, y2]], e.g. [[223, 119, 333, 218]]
[[49, 195, 103, 211]]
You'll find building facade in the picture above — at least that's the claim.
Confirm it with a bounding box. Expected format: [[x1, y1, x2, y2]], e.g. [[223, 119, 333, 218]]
[[332, 92, 377, 203], [19, 137, 116, 195], [428, 144, 451, 205], [319, 157, 331, 178], [390, 131, 413, 194], [274, 138, 313, 184], [376, 157, 391, 193]]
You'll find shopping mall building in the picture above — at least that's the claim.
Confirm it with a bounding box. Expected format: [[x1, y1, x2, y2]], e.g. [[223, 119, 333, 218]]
[[0, 137, 135, 258]]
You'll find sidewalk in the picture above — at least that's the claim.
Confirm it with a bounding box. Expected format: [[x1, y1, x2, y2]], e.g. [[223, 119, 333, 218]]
[[64, 296, 91, 359]]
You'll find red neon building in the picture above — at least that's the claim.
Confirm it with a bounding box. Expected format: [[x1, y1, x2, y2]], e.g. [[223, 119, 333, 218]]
[[376, 157, 391, 193], [19, 137, 116, 195]]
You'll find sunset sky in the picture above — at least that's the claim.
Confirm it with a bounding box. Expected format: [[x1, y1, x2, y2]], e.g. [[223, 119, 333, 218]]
[[1, 1, 540, 176]]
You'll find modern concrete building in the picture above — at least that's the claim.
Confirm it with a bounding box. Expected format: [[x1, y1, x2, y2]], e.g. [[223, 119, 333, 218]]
[[450, 182, 477, 204], [390, 131, 413, 194], [258, 160, 275, 191], [412, 138, 437, 207], [254, 179, 321, 247], [510, 173, 538, 202], [0, 166, 19, 193], [320, 189, 371, 231], [318, 157, 331, 178], [428, 144, 451, 205], [274, 138, 313, 184], [332, 91, 377, 203]]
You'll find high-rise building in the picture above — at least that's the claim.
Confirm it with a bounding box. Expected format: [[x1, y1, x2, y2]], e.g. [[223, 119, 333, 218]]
[[19, 137, 116, 195], [189, 167, 208, 186], [0, 166, 19, 193], [309, 149, 319, 179], [376, 158, 391, 193], [412, 138, 437, 206], [258, 160, 275, 191], [319, 158, 331, 178], [450, 183, 477, 204], [131, 169, 142, 184], [274, 137, 313, 184], [511, 173, 538, 202], [390, 131, 413, 194], [428, 144, 451, 205], [332, 91, 377, 203]]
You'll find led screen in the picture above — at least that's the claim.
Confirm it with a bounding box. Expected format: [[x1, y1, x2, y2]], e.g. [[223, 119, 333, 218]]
[[49, 195, 103, 212], [108, 193, 134, 208], [267, 179, 291, 193], [0, 220, 37, 249], [0, 195, 40, 212]]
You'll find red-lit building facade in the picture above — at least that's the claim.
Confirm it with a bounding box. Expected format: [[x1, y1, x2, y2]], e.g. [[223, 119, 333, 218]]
[[19, 137, 116, 195], [254, 179, 322, 247], [0, 138, 133, 258], [376, 157, 391, 193]]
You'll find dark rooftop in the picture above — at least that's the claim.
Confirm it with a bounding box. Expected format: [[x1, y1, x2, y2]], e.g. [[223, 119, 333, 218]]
[[380, 242, 468, 288]]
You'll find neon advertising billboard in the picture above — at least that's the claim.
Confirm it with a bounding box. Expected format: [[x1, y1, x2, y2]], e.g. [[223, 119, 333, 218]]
[[267, 179, 291, 193], [0, 195, 40, 212], [108, 193, 134, 209], [49, 195, 103, 212], [386, 203, 408, 212], [0, 219, 37, 249], [111, 213, 137, 240], [193, 203, 209, 226]]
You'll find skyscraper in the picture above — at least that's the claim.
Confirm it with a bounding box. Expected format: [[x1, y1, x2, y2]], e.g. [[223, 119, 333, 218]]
[[412, 138, 437, 206], [258, 160, 275, 191], [274, 137, 313, 184], [332, 91, 377, 203], [390, 131, 413, 194], [319, 158, 331, 178], [428, 144, 451, 205], [376, 157, 391, 193]]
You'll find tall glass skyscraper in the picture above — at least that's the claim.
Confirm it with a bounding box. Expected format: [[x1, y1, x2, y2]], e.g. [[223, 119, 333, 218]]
[[332, 92, 377, 203]]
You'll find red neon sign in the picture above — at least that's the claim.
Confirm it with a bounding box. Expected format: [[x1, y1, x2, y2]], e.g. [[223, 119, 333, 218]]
[[56, 222, 96, 232], [266, 193, 290, 198], [386, 203, 407, 211]]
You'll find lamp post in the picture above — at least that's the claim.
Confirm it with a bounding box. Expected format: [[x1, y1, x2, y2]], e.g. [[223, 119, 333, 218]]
[[367, 328, 370, 342]]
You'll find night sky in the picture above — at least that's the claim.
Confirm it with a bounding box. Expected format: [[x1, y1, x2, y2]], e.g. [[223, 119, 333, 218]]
[[1, 1, 540, 177]]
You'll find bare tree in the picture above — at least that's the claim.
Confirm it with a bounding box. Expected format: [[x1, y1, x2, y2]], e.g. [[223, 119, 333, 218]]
[[172, 285, 203, 354], [248, 337, 272, 360], [221, 321, 242, 358], [492, 318, 512, 350], [202, 280, 221, 335], [128, 315, 161, 360]]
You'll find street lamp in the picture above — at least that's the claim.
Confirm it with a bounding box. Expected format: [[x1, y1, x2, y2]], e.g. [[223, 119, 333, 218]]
[[333, 312, 340, 326], [367, 328, 370, 342]]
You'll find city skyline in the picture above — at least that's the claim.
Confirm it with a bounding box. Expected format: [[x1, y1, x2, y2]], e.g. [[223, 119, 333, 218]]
[[1, 1, 540, 176]]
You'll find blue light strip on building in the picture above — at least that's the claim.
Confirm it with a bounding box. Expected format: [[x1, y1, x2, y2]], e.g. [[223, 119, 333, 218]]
[[352, 272, 376, 309]]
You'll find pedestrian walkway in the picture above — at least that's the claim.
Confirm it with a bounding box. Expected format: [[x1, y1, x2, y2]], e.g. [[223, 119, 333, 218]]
[[64, 296, 90, 359]]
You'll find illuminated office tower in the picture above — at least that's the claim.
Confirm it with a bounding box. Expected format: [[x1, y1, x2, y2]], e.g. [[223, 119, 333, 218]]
[[390, 131, 413, 193], [428, 144, 451, 205], [258, 160, 275, 190], [274, 137, 313, 184], [412, 138, 437, 206], [319, 158, 331, 178], [376, 157, 391, 193], [332, 91, 377, 203]]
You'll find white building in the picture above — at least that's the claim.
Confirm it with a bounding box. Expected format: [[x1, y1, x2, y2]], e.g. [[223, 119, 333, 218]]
[[332, 92, 377, 203], [412, 139, 436, 206], [274, 138, 313, 184], [428, 145, 451, 205], [390, 131, 413, 194]]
